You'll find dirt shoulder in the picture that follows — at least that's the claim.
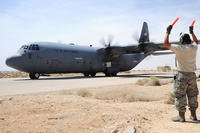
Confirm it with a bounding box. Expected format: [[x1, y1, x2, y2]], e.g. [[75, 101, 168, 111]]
[[0, 82, 200, 133]]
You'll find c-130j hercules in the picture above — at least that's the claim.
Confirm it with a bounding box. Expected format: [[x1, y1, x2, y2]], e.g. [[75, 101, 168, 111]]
[[6, 22, 172, 79]]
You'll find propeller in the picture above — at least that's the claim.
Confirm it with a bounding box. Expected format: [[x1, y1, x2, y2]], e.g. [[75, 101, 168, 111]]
[[99, 35, 116, 61], [99, 35, 130, 62], [100, 35, 114, 48]]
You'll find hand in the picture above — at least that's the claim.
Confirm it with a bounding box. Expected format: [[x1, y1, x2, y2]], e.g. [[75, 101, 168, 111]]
[[166, 25, 173, 34], [189, 26, 194, 34]]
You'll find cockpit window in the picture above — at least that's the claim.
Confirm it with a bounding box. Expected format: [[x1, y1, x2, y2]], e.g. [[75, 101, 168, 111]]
[[19, 44, 40, 53], [25, 46, 28, 49], [26, 44, 40, 51], [21, 45, 28, 49]]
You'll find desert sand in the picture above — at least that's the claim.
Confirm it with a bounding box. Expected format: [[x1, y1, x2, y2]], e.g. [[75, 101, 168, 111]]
[[0, 79, 200, 133]]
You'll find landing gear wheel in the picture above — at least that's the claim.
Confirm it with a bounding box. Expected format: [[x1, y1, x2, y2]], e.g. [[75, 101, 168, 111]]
[[90, 73, 96, 77], [29, 73, 40, 79], [105, 73, 117, 77], [84, 73, 90, 77], [111, 73, 117, 76], [105, 73, 111, 77]]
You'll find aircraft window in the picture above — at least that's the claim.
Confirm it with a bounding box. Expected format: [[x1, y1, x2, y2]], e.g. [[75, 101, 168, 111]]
[[28, 44, 40, 50], [35, 44, 39, 50], [24, 46, 28, 49], [36, 46, 40, 50], [29, 45, 32, 50], [32, 46, 36, 50], [20, 45, 25, 49]]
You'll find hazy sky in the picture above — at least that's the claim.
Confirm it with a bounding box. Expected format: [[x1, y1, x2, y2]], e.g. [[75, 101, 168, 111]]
[[1, 0, 200, 71]]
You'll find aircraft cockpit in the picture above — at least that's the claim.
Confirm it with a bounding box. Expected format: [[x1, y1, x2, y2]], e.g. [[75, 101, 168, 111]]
[[18, 44, 40, 54], [21, 44, 40, 50]]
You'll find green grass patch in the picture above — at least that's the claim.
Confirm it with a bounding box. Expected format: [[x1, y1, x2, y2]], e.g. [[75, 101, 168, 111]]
[[77, 89, 92, 97], [0, 71, 28, 78], [165, 92, 175, 104], [136, 77, 161, 86]]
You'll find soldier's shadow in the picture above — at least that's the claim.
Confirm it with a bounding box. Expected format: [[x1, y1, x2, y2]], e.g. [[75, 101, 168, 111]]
[[184, 120, 200, 124]]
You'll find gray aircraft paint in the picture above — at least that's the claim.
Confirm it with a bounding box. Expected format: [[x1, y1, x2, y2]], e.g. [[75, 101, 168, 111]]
[[6, 42, 146, 73], [6, 22, 171, 79]]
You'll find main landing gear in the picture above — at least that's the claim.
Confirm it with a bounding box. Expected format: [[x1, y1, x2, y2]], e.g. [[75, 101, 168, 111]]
[[83, 73, 96, 77], [105, 73, 117, 77], [29, 72, 40, 79]]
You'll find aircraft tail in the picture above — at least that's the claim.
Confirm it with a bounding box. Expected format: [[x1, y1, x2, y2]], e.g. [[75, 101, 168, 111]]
[[139, 22, 149, 43]]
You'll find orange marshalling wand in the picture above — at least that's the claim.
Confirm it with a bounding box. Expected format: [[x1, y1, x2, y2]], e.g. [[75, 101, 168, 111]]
[[191, 19, 196, 26], [171, 17, 179, 26]]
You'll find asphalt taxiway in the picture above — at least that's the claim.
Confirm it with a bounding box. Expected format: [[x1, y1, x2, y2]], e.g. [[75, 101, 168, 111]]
[[0, 73, 173, 97]]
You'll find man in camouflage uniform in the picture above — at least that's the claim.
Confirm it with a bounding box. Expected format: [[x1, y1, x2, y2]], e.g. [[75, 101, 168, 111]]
[[164, 24, 199, 122]]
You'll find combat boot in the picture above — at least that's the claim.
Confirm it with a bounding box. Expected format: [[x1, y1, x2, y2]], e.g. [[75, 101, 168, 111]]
[[190, 110, 197, 121], [171, 112, 185, 122]]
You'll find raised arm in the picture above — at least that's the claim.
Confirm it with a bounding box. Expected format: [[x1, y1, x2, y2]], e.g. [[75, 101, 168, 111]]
[[189, 26, 198, 45], [164, 25, 173, 49]]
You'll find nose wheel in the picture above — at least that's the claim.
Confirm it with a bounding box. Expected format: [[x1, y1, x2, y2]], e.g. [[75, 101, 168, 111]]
[[29, 73, 40, 79]]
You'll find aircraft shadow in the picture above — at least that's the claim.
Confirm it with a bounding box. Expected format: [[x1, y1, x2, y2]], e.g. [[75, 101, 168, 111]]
[[183, 120, 200, 124], [14, 75, 106, 81], [14, 73, 173, 81]]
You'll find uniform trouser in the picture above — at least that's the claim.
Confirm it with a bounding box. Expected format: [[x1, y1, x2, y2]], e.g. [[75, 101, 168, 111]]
[[174, 71, 199, 113]]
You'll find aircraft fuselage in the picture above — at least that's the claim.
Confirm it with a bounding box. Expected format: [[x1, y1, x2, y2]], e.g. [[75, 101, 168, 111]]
[[6, 42, 146, 78]]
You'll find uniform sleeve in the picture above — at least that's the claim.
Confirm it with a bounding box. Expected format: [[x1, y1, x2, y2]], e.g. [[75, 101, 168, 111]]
[[170, 44, 180, 53]]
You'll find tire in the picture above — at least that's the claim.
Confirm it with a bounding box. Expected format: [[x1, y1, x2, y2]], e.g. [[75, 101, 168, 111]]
[[90, 73, 96, 77], [84, 73, 90, 77], [29, 73, 40, 79], [111, 73, 117, 76], [105, 73, 117, 77]]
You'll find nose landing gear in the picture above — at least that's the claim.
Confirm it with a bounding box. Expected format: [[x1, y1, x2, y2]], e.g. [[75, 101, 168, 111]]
[[29, 72, 40, 79]]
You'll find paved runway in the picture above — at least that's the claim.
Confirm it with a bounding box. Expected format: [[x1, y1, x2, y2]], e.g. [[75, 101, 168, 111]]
[[0, 73, 173, 97]]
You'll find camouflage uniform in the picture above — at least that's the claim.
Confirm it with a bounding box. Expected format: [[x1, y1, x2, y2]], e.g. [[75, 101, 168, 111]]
[[171, 43, 199, 113], [174, 71, 199, 112]]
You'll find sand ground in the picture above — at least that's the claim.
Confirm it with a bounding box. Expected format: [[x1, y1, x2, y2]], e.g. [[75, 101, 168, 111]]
[[0, 81, 200, 133]]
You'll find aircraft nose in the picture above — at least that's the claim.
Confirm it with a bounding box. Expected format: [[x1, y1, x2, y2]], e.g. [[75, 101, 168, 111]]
[[6, 56, 22, 68]]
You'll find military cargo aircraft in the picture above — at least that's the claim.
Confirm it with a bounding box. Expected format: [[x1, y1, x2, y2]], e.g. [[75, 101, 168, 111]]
[[6, 22, 172, 79]]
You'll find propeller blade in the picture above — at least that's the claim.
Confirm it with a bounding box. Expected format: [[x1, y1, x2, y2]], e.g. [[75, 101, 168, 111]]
[[100, 35, 114, 48], [107, 35, 114, 47]]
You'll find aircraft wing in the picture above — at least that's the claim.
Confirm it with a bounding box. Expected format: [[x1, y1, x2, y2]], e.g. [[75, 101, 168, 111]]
[[144, 40, 199, 54], [139, 41, 181, 54], [97, 45, 141, 56], [151, 50, 174, 55], [97, 41, 179, 59]]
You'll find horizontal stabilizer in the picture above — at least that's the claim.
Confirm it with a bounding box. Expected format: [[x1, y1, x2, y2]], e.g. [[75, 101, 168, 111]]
[[151, 50, 174, 55]]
